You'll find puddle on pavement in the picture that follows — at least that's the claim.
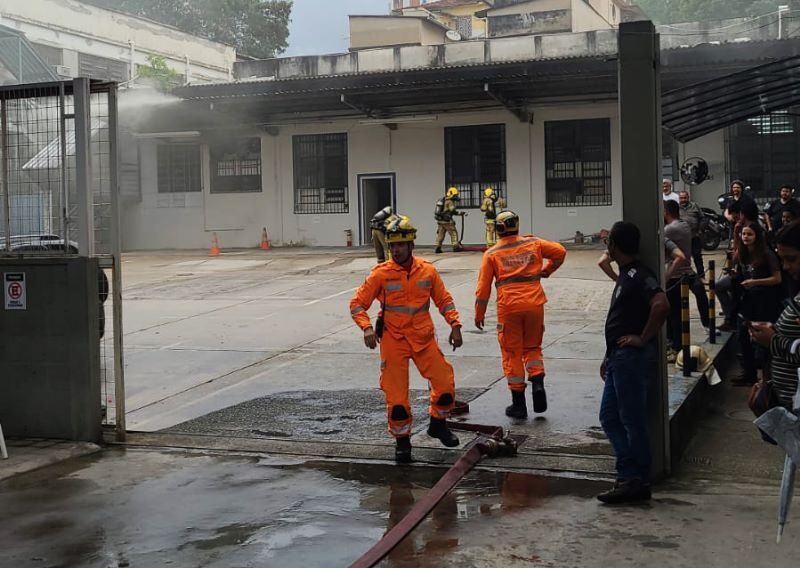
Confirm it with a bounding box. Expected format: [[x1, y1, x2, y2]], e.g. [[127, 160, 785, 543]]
[[0, 448, 604, 568]]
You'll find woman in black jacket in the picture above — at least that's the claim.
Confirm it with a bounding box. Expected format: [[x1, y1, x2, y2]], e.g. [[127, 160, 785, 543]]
[[751, 221, 800, 403]]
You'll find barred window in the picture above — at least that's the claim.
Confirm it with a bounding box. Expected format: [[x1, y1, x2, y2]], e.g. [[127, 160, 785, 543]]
[[545, 118, 611, 207], [445, 124, 506, 208], [293, 133, 349, 214], [78, 53, 128, 83], [210, 137, 262, 193], [157, 144, 201, 193], [455, 16, 473, 38]]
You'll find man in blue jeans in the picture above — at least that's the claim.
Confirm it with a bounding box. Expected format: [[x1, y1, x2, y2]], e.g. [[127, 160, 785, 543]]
[[598, 221, 669, 504]]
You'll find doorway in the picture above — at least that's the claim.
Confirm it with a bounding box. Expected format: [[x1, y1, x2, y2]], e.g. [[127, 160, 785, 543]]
[[358, 173, 396, 246]]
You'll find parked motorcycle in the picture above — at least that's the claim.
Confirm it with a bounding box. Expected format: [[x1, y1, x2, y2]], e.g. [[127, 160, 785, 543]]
[[700, 206, 730, 251]]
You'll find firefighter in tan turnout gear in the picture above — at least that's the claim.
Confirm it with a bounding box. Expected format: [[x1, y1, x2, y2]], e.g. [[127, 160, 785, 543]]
[[481, 187, 499, 247], [434, 187, 464, 254], [370, 206, 397, 263]]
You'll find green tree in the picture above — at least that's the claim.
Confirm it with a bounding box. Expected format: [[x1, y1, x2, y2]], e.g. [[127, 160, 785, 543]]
[[84, 0, 292, 58], [137, 55, 180, 91], [637, 0, 800, 24]]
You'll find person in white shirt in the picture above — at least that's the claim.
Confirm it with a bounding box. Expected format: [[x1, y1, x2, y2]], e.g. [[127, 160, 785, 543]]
[[662, 179, 679, 203]]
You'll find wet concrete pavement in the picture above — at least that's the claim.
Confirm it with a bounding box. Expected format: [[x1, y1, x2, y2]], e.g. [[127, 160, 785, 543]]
[[1, 446, 795, 568], [117, 247, 720, 471], [4, 247, 796, 567]]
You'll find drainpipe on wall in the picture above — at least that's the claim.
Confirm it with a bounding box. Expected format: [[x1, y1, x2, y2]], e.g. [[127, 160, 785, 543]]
[[184, 55, 192, 85], [128, 40, 135, 81], [779, 5, 790, 39]]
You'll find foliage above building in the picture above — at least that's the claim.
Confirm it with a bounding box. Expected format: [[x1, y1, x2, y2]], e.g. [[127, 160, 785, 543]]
[[82, 0, 292, 59]]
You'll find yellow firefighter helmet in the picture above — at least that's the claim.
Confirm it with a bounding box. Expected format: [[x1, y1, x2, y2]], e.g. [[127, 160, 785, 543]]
[[385, 215, 417, 243], [446, 187, 459, 199], [484, 187, 496, 198]]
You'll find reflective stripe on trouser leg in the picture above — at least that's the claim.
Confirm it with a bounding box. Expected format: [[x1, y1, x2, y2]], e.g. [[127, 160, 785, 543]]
[[380, 335, 413, 438], [522, 305, 546, 378], [498, 313, 526, 392], [411, 342, 456, 419]]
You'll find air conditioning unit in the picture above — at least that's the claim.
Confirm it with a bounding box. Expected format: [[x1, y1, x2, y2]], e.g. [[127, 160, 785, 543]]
[[54, 65, 73, 77]]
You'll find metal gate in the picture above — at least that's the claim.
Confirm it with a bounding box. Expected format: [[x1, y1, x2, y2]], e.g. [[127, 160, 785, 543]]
[[0, 78, 125, 439]]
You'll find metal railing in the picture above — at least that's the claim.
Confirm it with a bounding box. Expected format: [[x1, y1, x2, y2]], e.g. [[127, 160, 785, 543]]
[[0, 78, 125, 439]]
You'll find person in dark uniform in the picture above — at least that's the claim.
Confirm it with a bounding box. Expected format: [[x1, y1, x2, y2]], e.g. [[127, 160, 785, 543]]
[[597, 221, 669, 504]]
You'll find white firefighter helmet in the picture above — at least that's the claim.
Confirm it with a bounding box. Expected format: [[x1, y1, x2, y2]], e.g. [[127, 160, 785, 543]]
[[675, 345, 719, 385]]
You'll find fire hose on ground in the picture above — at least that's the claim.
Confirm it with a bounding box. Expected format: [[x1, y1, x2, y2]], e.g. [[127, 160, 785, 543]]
[[347, 421, 518, 568]]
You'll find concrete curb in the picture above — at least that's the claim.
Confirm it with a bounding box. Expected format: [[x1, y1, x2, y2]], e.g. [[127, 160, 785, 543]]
[[110, 430, 617, 478], [0, 440, 102, 482], [668, 331, 735, 465]]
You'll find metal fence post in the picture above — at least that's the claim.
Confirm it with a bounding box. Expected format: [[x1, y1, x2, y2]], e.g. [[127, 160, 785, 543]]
[[1, 98, 10, 251], [708, 260, 716, 345], [73, 77, 94, 258], [681, 280, 691, 377], [107, 85, 126, 441]]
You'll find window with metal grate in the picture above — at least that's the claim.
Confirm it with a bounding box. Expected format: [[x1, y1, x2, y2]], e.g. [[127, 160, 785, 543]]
[[157, 144, 201, 193], [445, 124, 506, 209], [544, 118, 612, 208], [293, 133, 349, 214], [210, 137, 262, 193]]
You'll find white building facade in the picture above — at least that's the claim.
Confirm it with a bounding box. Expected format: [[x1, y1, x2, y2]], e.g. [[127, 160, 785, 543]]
[[121, 20, 800, 250], [0, 0, 236, 84]]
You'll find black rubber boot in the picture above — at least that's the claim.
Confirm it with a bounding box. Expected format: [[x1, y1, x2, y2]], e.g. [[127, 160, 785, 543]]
[[453, 244, 465, 252], [530, 374, 547, 414], [434, 246, 443, 254], [427, 417, 460, 447], [505, 390, 528, 419], [596, 479, 651, 504], [395, 436, 412, 463]]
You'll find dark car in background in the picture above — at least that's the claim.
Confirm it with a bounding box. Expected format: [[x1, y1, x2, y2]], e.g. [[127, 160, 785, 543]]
[[0, 233, 79, 254]]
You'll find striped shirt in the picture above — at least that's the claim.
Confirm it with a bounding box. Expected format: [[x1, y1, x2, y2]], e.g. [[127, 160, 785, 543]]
[[769, 294, 800, 404]]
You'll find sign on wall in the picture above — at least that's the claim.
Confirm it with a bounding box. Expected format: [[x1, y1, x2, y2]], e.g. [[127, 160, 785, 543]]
[[4, 272, 26, 310]]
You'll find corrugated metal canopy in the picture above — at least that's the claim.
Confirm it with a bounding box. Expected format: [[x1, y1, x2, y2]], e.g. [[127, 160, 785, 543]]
[[663, 54, 800, 142], [166, 39, 800, 132], [0, 25, 57, 84]]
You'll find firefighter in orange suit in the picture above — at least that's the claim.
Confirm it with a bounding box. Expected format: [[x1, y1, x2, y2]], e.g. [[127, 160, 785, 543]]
[[350, 215, 463, 463], [474, 211, 567, 418]]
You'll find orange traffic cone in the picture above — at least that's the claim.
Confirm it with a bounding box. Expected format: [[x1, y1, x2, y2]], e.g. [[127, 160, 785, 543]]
[[260, 227, 270, 250], [209, 232, 221, 256]]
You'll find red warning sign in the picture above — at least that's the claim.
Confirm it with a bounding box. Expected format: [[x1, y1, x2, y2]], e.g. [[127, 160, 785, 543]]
[[4, 272, 26, 310], [8, 282, 21, 300]]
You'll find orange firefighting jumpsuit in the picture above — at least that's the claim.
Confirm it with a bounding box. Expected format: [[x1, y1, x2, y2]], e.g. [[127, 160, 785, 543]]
[[475, 234, 566, 391], [350, 256, 461, 438]]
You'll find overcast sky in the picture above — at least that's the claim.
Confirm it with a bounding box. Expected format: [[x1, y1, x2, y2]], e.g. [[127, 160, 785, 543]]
[[285, 0, 391, 56]]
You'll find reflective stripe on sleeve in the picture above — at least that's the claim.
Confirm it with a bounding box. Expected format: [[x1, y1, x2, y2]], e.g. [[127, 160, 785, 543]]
[[439, 302, 456, 315], [506, 375, 526, 385], [475, 298, 489, 306], [350, 306, 366, 315]]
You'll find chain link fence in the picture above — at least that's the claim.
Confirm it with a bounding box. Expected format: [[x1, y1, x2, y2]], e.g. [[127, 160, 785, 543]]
[[0, 79, 124, 438]]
